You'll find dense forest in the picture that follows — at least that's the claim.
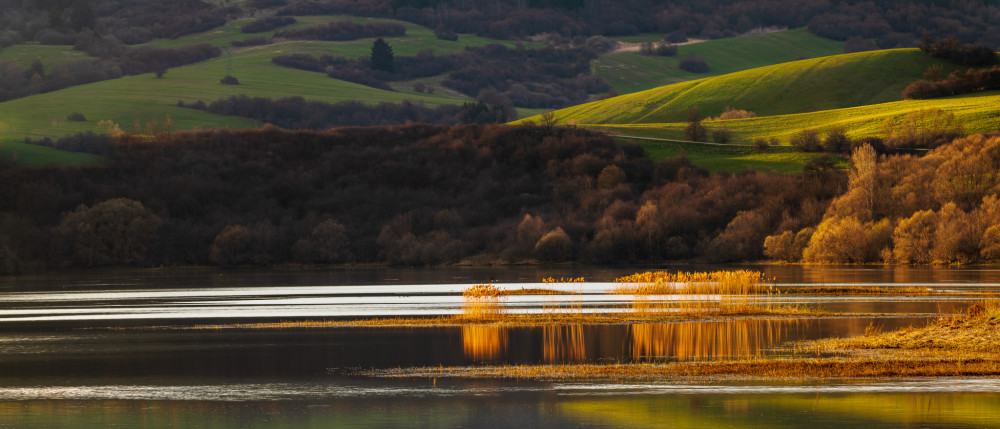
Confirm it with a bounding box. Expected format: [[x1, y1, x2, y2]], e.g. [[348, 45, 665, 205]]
[[0, 124, 843, 272], [4, 124, 1000, 273], [277, 0, 1000, 48], [178, 96, 516, 127]]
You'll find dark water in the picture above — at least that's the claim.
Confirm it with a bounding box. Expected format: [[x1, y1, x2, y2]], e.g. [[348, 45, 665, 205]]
[[0, 266, 998, 428]]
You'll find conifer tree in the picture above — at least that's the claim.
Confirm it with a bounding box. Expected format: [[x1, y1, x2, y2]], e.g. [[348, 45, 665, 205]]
[[370, 38, 394, 72]]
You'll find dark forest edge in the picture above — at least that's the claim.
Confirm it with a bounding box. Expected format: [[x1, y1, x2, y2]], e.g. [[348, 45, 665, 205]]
[[271, 43, 610, 109], [177, 96, 516, 128], [1, 123, 999, 274]]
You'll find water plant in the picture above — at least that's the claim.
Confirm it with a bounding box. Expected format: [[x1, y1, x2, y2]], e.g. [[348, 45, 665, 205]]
[[614, 270, 780, 315], [462, 283, 505, 321]]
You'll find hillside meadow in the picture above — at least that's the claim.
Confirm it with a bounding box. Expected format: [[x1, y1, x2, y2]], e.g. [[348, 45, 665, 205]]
[[535, 49, 967, 125], [589, 91, 1000, 144], [598, 28, 845, 94], [0, 15, 564, 159]]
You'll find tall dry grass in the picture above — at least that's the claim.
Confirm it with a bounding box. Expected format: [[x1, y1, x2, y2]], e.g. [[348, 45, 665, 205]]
[[614, 270, 781, 315], [462, 283, 505, 320]]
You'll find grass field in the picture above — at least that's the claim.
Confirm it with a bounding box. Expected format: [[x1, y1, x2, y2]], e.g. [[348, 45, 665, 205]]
[[0, 15, 555, 162], [591, 90, 1000, 143], [0, 37, 476, 144], [614, 135, 842, 173], [595, 28, 845, 94], [570, 90, 1000, 173], [0, 44, 95, 72], [543, 49, 967, 125], [144, 15, 532, 55]]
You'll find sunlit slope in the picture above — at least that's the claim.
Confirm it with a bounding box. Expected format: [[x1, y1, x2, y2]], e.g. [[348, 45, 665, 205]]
[[589, 91, 1000, 144], [597, 28, 845, 94], [529, 49, 960, 125]]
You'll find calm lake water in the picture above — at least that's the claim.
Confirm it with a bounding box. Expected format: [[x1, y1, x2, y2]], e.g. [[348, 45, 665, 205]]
[[0, 265, 998, 428]]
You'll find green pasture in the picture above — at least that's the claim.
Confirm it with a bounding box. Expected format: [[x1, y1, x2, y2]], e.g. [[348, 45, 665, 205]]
[[0, 44, 95, 72], [530, 49, 967, 125], [613, 134, 843, 174], [143, 15, 532, 56], [595, 28, 845, 94], [589, 90, 1000, 146]]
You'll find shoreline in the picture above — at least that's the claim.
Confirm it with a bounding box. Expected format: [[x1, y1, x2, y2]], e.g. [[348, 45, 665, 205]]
[[355, 301, 1000, 380]]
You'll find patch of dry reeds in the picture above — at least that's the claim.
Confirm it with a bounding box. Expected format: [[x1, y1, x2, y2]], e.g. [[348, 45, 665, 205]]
[[541, 277, 585, 284], [785, 285, 937, 295], [614, 270, 787, 315], [463, 283, 505, 321]]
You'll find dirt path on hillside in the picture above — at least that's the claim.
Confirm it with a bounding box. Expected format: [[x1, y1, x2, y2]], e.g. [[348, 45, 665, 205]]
[[612, 39, 706, 53]]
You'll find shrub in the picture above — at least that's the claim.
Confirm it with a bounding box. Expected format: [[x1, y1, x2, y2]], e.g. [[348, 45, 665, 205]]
[[902, 66, 1000, 100], [852, 136, 886, 154], [823, 126, 851, 153], [882, 108, 964, 149], [231, 36, 272, 48], [67, 112, 86, 122], [706, 107, 756, 121], [802, 216, 892, 263], [242, 16, 296, 33], [597, 165, 626, 189], [293, 219, 353, 263], [535, 227, 573, 262], [276, 21, 405, 41], [654, 43, 677, 56], [639, 42, 676, 56], [917, 34, 997, 66], [711, 128, 732, 144], [752, 138, 770, 152], [53, 198, 161, 267], [683, 107, 707, 142], [220, 75, 240, 85], [679, 55, 709, 73], [434, 25, 458, 41], [790, 129, 822, 152], [209, 222, 276, 266], [763, 228, 813, 262], [892, 209, 938, 263], [665, 31, 687, 43]]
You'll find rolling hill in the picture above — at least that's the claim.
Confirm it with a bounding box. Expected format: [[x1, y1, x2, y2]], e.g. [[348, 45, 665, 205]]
[[535, 49, 965, 125], [518, 48, 1000, 173], [598, 27, 845, 94]]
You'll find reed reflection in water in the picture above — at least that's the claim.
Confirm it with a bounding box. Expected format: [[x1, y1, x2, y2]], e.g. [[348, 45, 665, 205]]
[[462, 319, 811, 363], [630, 319, 807, 361], [462, 326, 508, 360], [544, 325, 587, 363]]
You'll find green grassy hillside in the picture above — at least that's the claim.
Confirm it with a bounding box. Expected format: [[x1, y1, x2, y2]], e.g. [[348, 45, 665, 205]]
[[598, 28, 845, 94], [616, 136, 840, 173], [0, 44, 95, 72], [542, 49, 961, 125], [590, 90, 1000, 144], [0, 15, 560, 163]]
